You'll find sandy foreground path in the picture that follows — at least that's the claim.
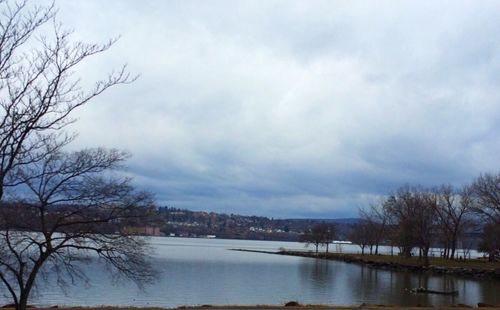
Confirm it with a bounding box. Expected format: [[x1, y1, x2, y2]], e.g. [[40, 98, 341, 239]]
[[5, 305, 498, 310]]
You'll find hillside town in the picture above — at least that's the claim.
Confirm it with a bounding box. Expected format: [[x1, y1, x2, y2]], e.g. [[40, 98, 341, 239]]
[[150, 207, 355, 241]]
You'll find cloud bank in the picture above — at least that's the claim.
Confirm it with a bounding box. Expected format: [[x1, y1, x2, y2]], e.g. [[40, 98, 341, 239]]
[[53, 1, 500, 217]]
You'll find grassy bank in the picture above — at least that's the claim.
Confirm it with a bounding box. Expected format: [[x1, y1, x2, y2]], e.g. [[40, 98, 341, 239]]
[[232, 249, 500, 279], [284, 251, 500, 269]]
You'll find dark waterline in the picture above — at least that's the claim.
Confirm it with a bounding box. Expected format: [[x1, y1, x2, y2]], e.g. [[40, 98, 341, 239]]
[[5, 237, 499, 307]]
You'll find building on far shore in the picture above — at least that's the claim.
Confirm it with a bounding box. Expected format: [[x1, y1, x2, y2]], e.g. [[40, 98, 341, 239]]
[[122, 226, 161, 236]]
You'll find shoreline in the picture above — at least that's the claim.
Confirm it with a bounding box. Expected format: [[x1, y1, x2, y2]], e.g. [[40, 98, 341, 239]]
[[231, 249, 500, 280], [3, 304, 500, 310]]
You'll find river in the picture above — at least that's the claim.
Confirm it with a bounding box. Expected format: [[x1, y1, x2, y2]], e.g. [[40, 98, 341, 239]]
[[6, 237, 500, 307]]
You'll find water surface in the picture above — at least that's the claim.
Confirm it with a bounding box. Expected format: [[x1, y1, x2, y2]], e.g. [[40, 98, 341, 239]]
[[6, 237, 499, 307]]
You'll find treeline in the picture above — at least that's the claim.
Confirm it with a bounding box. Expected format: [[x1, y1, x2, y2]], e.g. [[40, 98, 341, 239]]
[[156, 207, 354, 241], [350, 172, 500, 263], [0, 201, 158, 234]]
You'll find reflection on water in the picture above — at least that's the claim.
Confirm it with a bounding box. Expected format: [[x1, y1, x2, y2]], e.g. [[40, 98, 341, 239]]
[[1, 237, 498, 307], [298, 258, 498, 306]]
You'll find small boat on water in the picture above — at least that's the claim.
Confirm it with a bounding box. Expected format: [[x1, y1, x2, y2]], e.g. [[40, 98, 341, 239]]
[[407, 287, 459, 295]]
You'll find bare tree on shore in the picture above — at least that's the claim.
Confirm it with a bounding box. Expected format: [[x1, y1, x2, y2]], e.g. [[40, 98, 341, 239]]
[[301, 223, 336, 254], [359, 201, 388, 255], [348, 220, 371, 255], [0, 147, 156, 310], [383, 187, 419, 258], [415, 190, 438, 266], [471, 173, 500, 261], [322, 224, 337, 254], [367, 186, 438, 265], [352, 172, 500, 263], [470, 173, 500, 223], [433, 185, 473, 259], [0, 2, 151, 310]]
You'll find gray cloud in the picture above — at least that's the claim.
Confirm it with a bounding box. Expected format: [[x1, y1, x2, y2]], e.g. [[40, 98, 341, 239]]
[[49, 0, 500, 218]]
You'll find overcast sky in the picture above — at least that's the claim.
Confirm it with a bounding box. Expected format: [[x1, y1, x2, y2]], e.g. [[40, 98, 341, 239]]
[[51, 1, 500, 218]]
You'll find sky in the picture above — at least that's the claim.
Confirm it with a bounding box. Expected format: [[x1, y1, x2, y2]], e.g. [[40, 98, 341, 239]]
[[46, 1, 500, 218]]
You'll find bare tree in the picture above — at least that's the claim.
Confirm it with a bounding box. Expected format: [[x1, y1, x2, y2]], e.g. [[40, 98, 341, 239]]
[[301, 223, 331, 254], [0, 2, 149, 310], [383, 188, 418, 258], [471, 172, 500, 261], [477, 221, 500, 262], [0, 0, 134, 201], [0, 147, 155, 310], [433, 185, 472, 259], [471, 173, 500, 223], [348, 220, 371, 255], [359, 201, 388, 255], [321, 224, 337, 254], [383, 186, 438, 265], [415, 190, 438, 266]]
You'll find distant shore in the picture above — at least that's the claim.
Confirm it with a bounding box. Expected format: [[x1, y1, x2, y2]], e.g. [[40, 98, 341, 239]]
[[231, 249, 500, 280]]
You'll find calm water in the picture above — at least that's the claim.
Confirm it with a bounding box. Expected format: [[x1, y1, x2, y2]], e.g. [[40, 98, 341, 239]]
[[9, 237, 500, 307]]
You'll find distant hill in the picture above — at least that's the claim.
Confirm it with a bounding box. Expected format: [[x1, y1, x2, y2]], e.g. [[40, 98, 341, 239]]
[[320, 218, 361, 224], [285, 218, 360, 224], [154, 206, 358, 241]]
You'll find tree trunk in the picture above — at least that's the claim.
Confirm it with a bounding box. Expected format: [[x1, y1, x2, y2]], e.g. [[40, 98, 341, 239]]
[[16, 254, 46, 310], [402, 246, 412, 258], [423, 247, 430, 267], [450, 234, 457, 260], [0, 180, 4, 201], [17, 293, 29, 310], [326, 243, 329, 254]]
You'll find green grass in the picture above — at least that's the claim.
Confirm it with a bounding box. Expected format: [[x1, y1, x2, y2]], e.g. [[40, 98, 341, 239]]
[[280, 251, 500, 270], [358, 254, 498, 269]]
